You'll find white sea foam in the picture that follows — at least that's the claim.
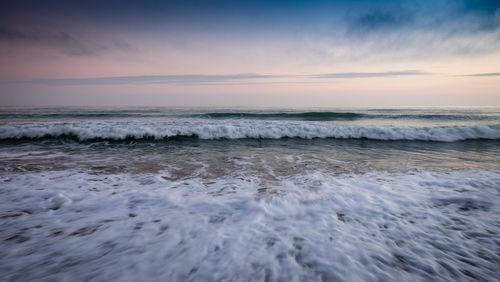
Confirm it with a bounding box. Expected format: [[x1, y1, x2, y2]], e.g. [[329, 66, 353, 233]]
[[1, 119, 499, 141], [1, 169, 499, 281]]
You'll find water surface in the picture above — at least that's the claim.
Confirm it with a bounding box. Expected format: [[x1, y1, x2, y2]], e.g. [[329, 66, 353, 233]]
[[1, 107, 499, 281]]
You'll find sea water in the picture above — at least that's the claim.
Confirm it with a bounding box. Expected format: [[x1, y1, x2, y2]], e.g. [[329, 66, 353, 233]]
[[0, 107, 499, 281]]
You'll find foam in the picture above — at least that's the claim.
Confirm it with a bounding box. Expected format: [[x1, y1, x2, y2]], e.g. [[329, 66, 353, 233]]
[[1, 119, 499, 142], [1, 169, 499, 281]]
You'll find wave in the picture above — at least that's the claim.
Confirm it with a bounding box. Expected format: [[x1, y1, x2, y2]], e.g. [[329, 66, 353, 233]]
[[0, 111, 364, 121], [2, 111, 497, 121], [192, 112, 498, 121], [193, 112, 364, 120], [1, 120, 499, 142], [381, 114, 497, 120], [0, 112, 173, 119]]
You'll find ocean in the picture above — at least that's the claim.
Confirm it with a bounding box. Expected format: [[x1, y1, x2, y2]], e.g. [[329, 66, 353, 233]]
[[0, 107, 499, 281]]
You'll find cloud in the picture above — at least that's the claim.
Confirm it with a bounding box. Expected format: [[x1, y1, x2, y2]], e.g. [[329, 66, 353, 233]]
[[24, 74, 279, 86], [0, 26, 132, 56], [308, 70, 428, 79], [349, 10, 414, 33], [348, 0, 500, 33], [461, 72, 500, 77], [22, 71, 428, 86], [2, 1, 499, 62], [337, 1, 500, 60]]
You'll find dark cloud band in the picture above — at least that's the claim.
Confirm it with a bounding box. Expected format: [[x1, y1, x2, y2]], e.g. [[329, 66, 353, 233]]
[[461, 72, 500, 77]]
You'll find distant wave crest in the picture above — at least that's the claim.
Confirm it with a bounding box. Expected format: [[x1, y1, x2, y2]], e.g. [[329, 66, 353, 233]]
[[1, 120, 499, 142], [194, 112, 364, 120], [194, 112, 499, 121], [1, 111, 496, 121]]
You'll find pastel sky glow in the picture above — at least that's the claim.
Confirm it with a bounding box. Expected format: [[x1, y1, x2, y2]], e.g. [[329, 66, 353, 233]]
[[0, 0, 499, 107]]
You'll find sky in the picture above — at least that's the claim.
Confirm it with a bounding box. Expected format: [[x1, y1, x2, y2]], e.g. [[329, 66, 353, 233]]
[[0, 0, 499, 107]]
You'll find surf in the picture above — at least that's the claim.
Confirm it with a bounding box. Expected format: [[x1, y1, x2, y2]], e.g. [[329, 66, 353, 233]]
[[1, 120, 499, 142]]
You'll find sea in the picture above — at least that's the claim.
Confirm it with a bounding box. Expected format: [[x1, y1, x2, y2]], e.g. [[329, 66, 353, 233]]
[[0, 107, 499, 281]]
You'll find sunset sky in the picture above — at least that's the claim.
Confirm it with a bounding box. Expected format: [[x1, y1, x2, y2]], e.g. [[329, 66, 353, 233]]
[[0, 0, 499, 107]]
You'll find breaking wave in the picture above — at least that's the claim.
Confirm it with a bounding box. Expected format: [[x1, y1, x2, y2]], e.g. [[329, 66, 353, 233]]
[[1, 120, 499, 142]]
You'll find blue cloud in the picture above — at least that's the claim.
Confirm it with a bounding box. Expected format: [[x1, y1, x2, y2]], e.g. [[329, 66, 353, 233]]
[[349, 9, 414, 32], [345, 0, 499, 35]]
